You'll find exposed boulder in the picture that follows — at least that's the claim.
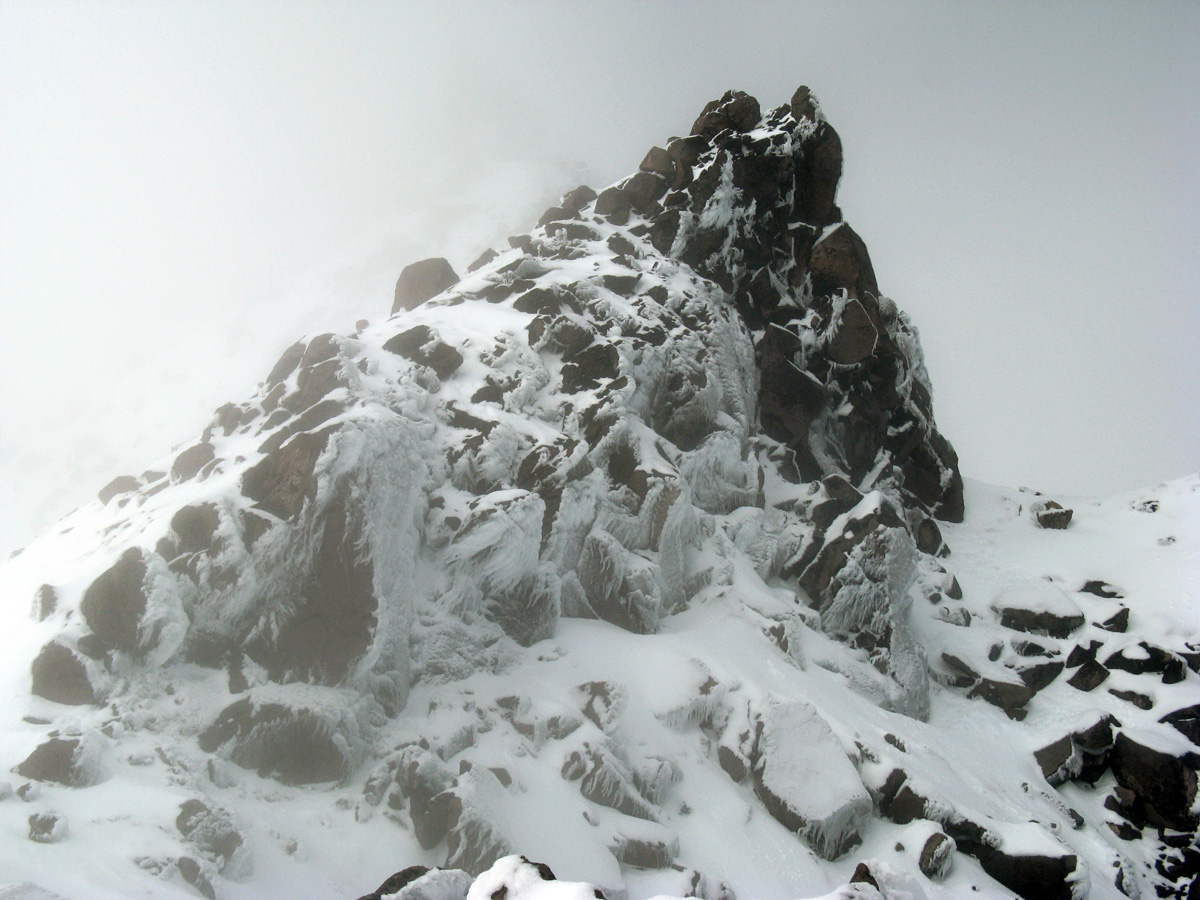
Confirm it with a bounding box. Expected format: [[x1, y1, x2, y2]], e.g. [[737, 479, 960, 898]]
[[31, 584, 57, 621], [384, 324, 464, 380], [393, 258, 459, 315], [357, 866, 474, 900], [991, 584, 1084, 639], [241, 428, 331, 521], [197, 697, 354, 786], [1034, 735, 1080, 786], [1067, 659, 1110, 692], [80, 547, 149, 654], [176, 857, 216, 900], [1105, 641, 1187, 683], [919, 831, 955, 880], [1031, 500, 1073, 529], [970, 843, 1081, 900], [968, 677, 1033, 718], [176, 799, 244, 871], [246, 490, 377, 685], [27, 813, 68, 844], [98, 474, 140, 504], [1161, 704, 1200, 746], [356, 865, 429, 900], [30, 641, 96, 706], [172, 441, 215, 482], [1109, 732, 1199, 831], [807, 223, 878, 299], [752, 701, 871, 860], [14, 737, 99, 787], [690, 90, 761, 138]]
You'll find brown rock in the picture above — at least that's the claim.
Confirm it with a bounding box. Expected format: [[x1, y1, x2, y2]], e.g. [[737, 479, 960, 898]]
[[610, 835, 674, 869], [30, 641, 96, 705], [691, 90, 761, 138], [624, 171, 667, 212], [807, 223, 878, 298], [171, 441, 215, 481], [971, 846, 1080, 900], [265, 341, 306, 387], [994, 604, 1084, 640], [825, 297, 880, 365], [1067, 658, 1109, 692], [392, 258, 459, 315], [27, 812, 68, 843], [176, 799, 244, 868], [282, 355, 345, 414], [169, 503, 221, 556], [247, 491, 377, 685], [98, 475, 140, 504], [1109, 688, 1153, 710], [639, 146, 675, 178], [1032, 500, 1073, 529], [1161, 704, 1200, 746], [789, 85, 819, 122], [1018, 660, 1064, 693], [14, 737, 92, 786], [1097, 607, 1130, 633], [919, 832, 955, 879], [32, 584, 57, 621], [968, 677, 1034, 714], [364, 866, 432, 900], [198, 698, 350, 785], [177, 857, 216, 900], [80, 547, 148, 654], [1110, 733, 1199, 831], [798, 499, 905, 607], [382, 324, 464, 380], [848, 863, 878, 888], [878, 770, 928, 824], [560, 342, 620, 393], [793, 121, 843, 227], [467, 248, 499, 272], [560, 184, 598, 214], [1034, 735, 1079, 786], [594, 186, 632, 225], [241, 429, 331, 521]]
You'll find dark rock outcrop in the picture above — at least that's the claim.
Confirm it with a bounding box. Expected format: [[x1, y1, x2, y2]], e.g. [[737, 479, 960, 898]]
[[80, 547, 149, 654], [393, 258, 459, 315], [1109, 733, 1199, 831], [14, 738, 94, 787], [198, 698, 352, 786], [30, 641, 96, 706], [1031, 500, 1072, 529]]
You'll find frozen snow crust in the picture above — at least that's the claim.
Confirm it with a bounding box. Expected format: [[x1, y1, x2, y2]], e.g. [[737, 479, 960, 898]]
[[1, 87, 1198, 900]]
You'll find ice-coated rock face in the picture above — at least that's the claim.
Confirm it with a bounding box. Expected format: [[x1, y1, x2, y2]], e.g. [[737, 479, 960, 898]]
[[6, 87, 1197, 900]]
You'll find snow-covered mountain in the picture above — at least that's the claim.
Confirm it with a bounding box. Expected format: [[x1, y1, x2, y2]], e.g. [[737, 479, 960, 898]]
[[1, 87, 1196, 900]]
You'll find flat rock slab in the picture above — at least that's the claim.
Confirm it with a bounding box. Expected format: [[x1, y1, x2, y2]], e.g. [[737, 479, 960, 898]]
[[753, 700, 871, 860], [991, 583, 1084, 638]]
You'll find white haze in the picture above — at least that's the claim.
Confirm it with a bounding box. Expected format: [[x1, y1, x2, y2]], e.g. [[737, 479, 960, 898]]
[[0, 0, 1197, 558]]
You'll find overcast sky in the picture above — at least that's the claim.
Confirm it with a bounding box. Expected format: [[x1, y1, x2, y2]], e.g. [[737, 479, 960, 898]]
[[1, 1, 1197, 557]]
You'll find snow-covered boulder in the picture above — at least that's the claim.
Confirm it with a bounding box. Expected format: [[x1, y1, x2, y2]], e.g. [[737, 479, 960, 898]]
[[752, 700, 871, 860]]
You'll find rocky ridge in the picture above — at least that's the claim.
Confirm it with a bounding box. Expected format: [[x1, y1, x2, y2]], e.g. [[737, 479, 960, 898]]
[[2, 88, 1197, 900]]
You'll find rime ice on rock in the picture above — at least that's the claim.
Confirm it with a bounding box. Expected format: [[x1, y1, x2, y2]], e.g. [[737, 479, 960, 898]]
[[8, 86, 1197, 900]]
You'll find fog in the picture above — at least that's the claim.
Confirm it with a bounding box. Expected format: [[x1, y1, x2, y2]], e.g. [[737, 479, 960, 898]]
[[1, 1, 1197, 557]]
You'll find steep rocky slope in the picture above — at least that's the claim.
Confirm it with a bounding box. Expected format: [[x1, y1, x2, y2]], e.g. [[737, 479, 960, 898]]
[[1, 88, 1196, 900]]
